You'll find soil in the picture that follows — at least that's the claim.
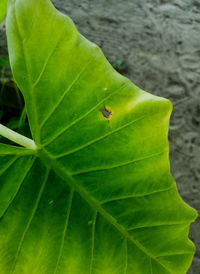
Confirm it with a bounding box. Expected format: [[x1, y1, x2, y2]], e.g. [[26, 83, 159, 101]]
[[0, 0, 200, 273]]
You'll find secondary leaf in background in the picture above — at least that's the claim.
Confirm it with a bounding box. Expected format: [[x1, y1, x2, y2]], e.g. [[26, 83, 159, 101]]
[[0, 0, 8, 24], [0, 57, 10, 68], [0, 55, 27, 141], [0, 0, 197, 273]]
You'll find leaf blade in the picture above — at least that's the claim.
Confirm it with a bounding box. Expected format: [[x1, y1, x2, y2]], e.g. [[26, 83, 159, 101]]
[[4, 0, 198, 273]]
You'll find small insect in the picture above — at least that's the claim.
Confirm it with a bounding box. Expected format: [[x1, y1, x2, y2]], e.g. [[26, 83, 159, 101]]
[[100, 106, 113, 128]]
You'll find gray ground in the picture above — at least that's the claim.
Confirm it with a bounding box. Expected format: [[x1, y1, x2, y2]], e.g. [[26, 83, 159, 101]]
[[0, 0, 199, 273]]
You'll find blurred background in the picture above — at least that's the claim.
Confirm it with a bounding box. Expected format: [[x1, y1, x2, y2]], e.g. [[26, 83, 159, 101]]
[[0, 0, 199, 273]]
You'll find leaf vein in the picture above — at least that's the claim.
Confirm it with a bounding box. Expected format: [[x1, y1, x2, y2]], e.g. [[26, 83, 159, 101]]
[[89, 211, 97, 274], [40, 57, 94, 130], [14, 4, 40, 143], [100, 186, 176, 205], [0, 155, 19, 177], [40, 148, 174, 274], [32, 32, 66, 88], [156, 252, 195, 258], [42, 81, 130, 146], [128, 222, 190, 231], [0, 156, 35, 220], [53, 189, 74, 274], [150, 258, 153, 274], [72, 150, 167, 176], [54, 114, 147, 159], [124, 239, 128, 274], [11, 168, 49, 273]]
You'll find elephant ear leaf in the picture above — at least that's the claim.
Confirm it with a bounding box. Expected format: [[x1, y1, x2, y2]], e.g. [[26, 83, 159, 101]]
[[0, 0, 8, 24], [0, 0, 197, 273]]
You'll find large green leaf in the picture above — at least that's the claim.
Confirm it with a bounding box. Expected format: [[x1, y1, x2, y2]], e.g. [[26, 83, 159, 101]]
[[0, 0, 197, 273]]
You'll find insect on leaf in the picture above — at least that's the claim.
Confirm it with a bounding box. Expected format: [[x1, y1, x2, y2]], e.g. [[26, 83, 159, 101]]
[[0, 0, 197, 273]]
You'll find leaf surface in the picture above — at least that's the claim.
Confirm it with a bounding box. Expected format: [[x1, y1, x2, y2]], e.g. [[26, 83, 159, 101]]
[[0, 0, 197, 273], [0, 0, 8, 24]]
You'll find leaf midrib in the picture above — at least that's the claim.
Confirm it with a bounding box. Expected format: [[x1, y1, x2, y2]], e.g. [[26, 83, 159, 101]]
[[38, 147, 172, 273], [13, 3, 40, 144], [0, 143, 172, 272]]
